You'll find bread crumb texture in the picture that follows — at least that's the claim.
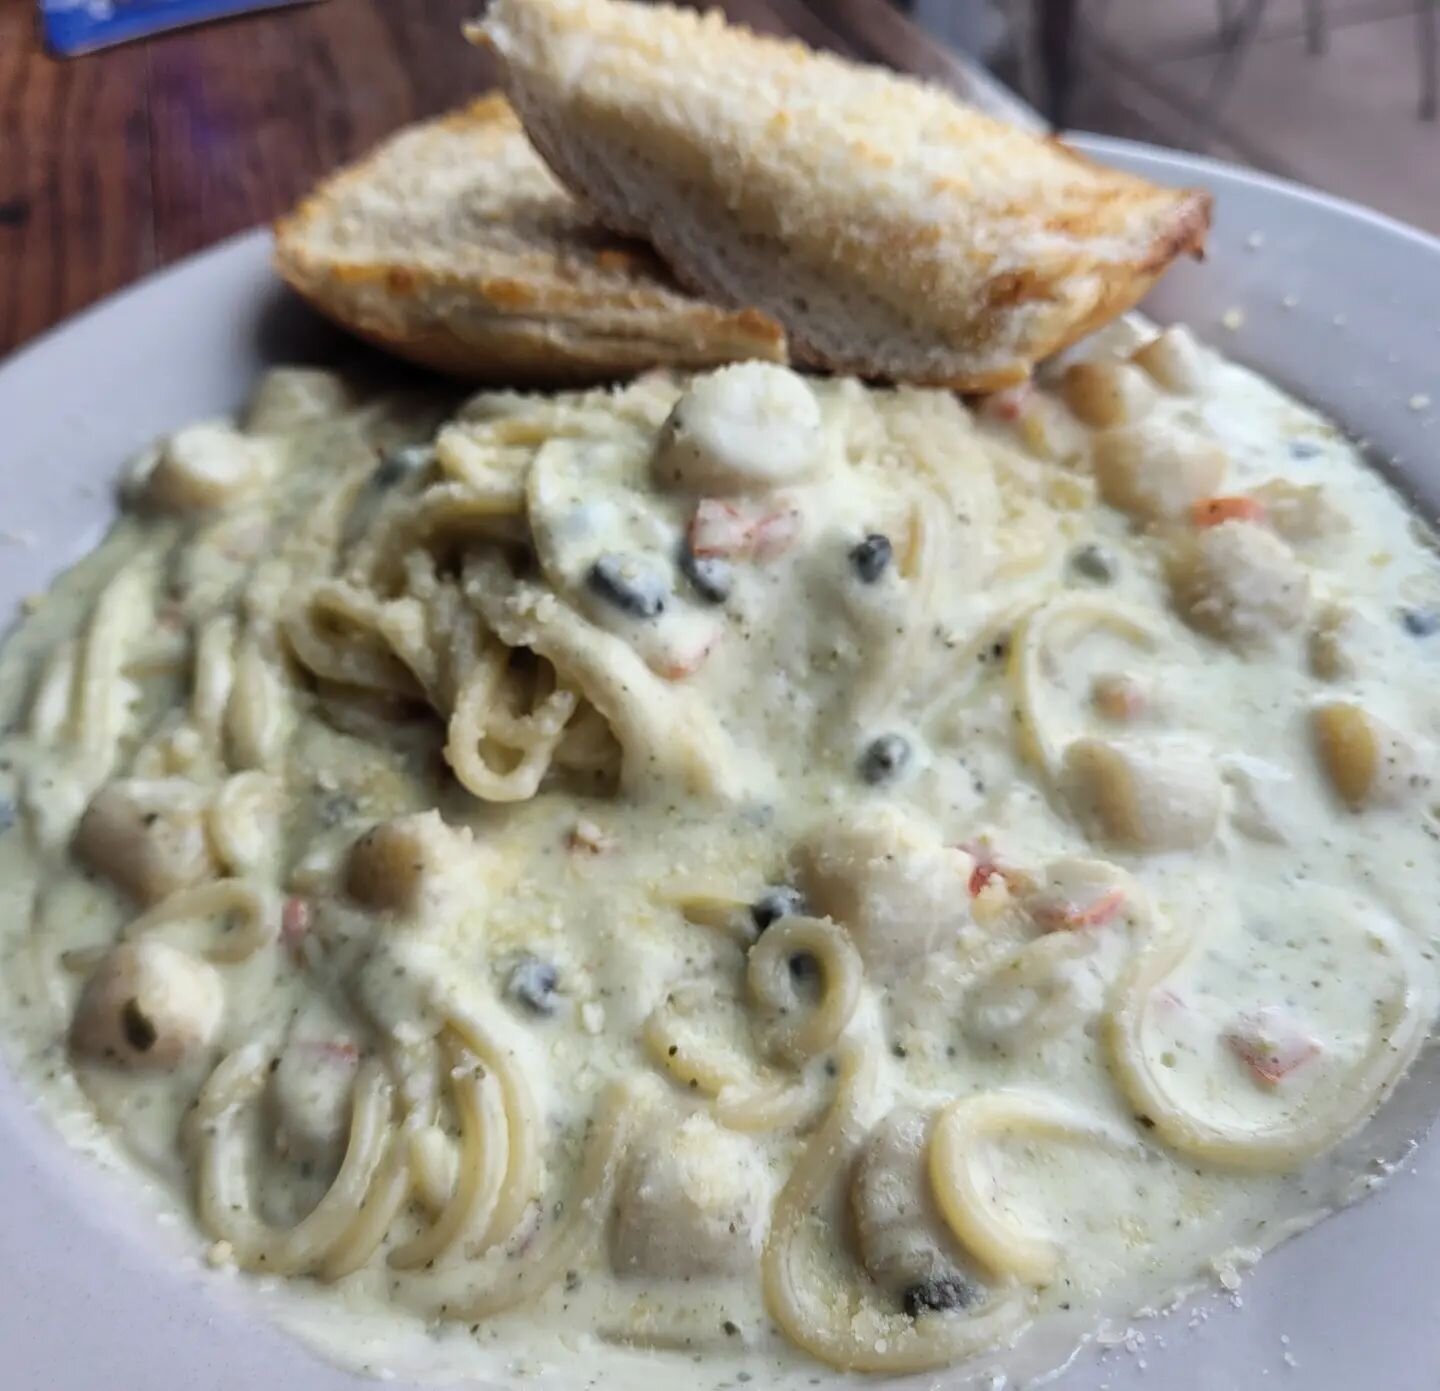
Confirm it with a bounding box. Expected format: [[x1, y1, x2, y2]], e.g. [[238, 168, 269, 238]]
[[274, 93, 786, 382], [480, 0, 1211, 389]]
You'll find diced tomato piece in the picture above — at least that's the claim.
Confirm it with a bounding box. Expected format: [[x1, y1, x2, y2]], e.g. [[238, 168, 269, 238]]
[[1031, 885, 1127, 932], [982, 383, 1033, 422], [961, 838, 996, 896], [968, 862, 1002, 896], [280, 896, 312, 963], [1092, 673, 1147, 722], [687, 499, 801, 561], [652, 630, 717, 681], [750, 507, 801, 560], [1191, 495, 1266, 528], [1225, 1007, 1321, 1087], [961, 838, 1015, 898], [688, 499, 754, 557], [656, 650, 709, 680], [304, 1039, 359, 1067]]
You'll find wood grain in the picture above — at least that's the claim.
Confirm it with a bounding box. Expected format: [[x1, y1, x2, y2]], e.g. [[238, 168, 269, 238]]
[[0, 6, 154, 354], [145, 0, 496, 263], [0, 0, 1008, 359]]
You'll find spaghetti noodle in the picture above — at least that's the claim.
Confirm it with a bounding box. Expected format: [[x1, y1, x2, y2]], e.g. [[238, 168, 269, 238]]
[[1, 349, 1438, 1387]]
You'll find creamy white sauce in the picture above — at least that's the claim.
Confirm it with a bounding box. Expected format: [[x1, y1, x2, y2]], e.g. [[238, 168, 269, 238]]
[[0, 341, 1437, 1388]]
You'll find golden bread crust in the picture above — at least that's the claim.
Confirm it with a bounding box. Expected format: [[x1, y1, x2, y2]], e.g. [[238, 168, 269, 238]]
[[273, 94, 786, 383], [477, 0, 1210, 390]]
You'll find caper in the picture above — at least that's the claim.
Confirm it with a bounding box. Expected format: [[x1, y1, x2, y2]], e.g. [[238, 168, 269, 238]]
[[1400, 607, 1440, 638], [372, 443, 433, 488], [587, 553, 670, 618], [903, 1273, 977, 1318], [678, 543, 733, 604], [120, 999, 158, 1053], [859, 733, 911, 785], [849, 533, 893, 583], [1068, 542, 1116, 584], [506, 954, 560, 1015], [750, 885, 807, 933]]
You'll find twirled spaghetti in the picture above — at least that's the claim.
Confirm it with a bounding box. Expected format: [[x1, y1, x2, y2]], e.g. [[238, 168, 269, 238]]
[[1, 347, 1438, 1390]]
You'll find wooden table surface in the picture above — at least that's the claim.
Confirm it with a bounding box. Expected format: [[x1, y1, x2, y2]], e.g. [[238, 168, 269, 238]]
[[0, 0, 1035, 361]]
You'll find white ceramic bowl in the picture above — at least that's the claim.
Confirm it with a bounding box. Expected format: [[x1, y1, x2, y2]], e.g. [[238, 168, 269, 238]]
[[2, 138, 1439, 1390]]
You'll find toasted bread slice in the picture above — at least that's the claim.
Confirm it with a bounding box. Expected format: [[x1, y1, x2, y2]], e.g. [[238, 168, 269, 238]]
[[476, 0, 1211, 391], [273, 94, 786, 383]]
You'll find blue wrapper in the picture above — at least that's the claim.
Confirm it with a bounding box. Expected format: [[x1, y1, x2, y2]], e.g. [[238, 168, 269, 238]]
[[42, 0, 319, 57]]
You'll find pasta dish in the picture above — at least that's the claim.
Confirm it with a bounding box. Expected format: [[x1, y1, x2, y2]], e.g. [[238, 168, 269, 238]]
[[0, 328, 1437, 1383]]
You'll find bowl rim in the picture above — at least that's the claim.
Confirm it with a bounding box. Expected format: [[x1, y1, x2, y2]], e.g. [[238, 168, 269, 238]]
[[3, 134, 1440, 1391]]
